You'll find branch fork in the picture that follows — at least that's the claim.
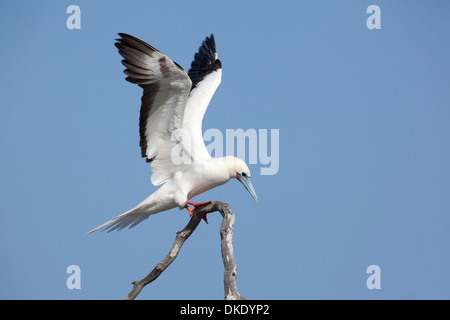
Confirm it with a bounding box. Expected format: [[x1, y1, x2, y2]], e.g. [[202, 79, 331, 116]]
[[124, 201, 245, 300]]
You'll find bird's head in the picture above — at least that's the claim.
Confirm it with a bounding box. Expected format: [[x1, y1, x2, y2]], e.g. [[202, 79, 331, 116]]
[[228, 157, 258, 202]]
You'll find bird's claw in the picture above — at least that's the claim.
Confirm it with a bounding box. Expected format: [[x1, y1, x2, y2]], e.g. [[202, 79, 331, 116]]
[[185, 201, 212, 224], [185, 205, 195, 217]]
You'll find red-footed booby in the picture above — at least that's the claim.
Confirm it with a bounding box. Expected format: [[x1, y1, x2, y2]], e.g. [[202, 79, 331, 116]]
[[88, 33, 257, 233]]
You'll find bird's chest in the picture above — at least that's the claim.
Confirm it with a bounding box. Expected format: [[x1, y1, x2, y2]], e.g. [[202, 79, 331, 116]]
[[179, 166, 229, 200]]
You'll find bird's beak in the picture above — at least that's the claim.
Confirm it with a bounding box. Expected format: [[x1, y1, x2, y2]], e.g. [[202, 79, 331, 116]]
[[237, 175, 258, 202]]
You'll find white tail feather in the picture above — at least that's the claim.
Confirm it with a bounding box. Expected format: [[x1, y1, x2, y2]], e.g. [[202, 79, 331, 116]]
[[88, 180, 180, 234], [87, 208, 151, 234]]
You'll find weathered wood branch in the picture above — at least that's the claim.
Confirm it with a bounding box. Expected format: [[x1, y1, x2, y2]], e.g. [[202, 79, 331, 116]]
[[124, 201, 245, 300], [219, 204, 245, 300]]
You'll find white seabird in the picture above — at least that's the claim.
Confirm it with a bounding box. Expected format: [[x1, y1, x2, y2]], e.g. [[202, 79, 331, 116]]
[[88, 33, 257, 233]]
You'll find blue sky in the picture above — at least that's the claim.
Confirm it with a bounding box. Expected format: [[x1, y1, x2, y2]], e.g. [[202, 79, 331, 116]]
[[1, 1, 449, 299]]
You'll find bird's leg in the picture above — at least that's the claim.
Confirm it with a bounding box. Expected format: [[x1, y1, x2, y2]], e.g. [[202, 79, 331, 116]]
[[186, 200, 213, 207], [185, 200, 213, 224], [184, 204, 195, 217]]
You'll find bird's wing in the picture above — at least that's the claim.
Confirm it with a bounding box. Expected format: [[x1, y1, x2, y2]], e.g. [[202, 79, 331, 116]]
[[183, 34, 222, 162], [116, 33, 194, 185], [149, 35, 223, 184], [116, 33, 222, 186]]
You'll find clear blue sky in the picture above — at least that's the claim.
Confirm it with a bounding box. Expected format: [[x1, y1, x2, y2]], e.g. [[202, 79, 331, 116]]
[[1, 1, 449, 299]]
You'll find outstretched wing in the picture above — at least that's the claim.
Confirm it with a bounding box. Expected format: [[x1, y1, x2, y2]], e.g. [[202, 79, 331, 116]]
[[116, 33, 222, 186], [116, 33, 192, 185], [183, 34, 222, 162]]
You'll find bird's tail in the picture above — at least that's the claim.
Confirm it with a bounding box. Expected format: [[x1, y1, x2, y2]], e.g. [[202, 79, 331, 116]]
[[87, 206, 151, 234]]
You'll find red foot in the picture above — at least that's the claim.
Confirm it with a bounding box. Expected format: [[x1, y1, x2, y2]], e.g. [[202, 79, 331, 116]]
[[187, 200, 213, 207], [185, 200, 213, 224], [184, 205, 195, 217]]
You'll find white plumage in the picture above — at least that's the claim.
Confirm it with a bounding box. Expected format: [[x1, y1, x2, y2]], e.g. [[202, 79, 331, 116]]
[[88, 33, 257, 233]]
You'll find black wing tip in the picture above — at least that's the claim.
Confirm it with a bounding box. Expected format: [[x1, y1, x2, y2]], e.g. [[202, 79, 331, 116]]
[[117, 33, 140, 42], [188, 33, 221, 89], [117, 32, 129, 39], [115, 32, 159, 52], [205, 34, 215, 47], [115, 33, 134, 44], [115, 33, 184, 72], [200, 34, 217, 57]]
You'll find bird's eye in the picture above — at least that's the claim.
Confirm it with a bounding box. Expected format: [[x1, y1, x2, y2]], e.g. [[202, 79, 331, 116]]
[[241, 172, 248, 179]]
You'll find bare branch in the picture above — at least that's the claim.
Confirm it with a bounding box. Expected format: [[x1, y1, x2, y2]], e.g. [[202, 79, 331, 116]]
[[124, 201, 244, 300], [219, 204, 245, 300]]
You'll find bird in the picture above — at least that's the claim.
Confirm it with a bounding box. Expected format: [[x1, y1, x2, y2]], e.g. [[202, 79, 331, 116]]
[[88, 33, 257, 233]]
